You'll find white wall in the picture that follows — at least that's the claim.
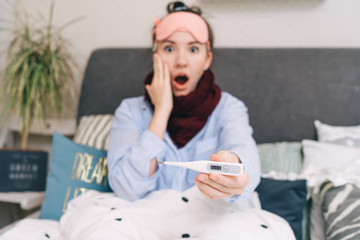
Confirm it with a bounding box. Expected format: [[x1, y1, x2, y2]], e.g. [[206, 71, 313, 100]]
[[0, 1, 13, 65], [0, 0, 14, 97], [0, 0, 14, 147], [5, 0, 360, 101], [14, 0, 360, 83]]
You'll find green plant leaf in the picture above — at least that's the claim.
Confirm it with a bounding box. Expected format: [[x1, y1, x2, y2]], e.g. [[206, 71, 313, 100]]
[[0, 1, 78, 149]]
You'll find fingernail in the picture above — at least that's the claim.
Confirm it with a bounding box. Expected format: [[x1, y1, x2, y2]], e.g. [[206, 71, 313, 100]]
[[199, 176, 205, 182]]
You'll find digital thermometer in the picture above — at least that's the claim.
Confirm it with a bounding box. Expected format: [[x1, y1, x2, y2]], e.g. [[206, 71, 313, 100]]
[[157, 160, 243, 176]]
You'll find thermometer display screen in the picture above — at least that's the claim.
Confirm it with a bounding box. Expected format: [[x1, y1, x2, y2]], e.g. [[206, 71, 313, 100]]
[[210, 165, 222, 170]]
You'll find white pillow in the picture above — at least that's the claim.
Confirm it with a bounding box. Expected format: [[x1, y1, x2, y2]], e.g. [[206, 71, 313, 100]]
[[314, 120, 360, 147], [301, 139, 360, 194], [307, 121, 360, 240]]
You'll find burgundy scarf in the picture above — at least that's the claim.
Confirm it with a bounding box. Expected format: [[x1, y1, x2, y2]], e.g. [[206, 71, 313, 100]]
[[144, 70, 221, 148]]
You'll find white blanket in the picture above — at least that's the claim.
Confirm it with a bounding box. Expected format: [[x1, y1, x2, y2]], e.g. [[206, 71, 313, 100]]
[[1, 187, 295, 240]]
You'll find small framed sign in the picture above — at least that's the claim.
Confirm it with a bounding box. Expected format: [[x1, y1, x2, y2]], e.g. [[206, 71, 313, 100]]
[[0, 150, 48, 191]]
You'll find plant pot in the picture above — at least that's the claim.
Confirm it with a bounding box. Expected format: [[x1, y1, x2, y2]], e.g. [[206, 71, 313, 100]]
[[0, 149, 48, 192]]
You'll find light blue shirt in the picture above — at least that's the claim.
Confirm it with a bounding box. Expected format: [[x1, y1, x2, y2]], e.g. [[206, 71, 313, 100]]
[[108, 92, 261, 203]]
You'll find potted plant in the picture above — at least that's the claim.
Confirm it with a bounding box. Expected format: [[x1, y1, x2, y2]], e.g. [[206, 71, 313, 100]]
[[0, 1, 80, 191]]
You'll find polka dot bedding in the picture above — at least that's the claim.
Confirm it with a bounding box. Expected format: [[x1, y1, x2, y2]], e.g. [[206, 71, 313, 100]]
[[0, 187, 295, 240]]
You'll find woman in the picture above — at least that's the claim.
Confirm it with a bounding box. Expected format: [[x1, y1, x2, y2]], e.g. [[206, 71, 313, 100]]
[[107, 1, 260, 203]]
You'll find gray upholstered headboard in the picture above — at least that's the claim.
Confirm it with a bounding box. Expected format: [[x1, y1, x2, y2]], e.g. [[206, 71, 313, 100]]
[[77, 48, 360, 143]]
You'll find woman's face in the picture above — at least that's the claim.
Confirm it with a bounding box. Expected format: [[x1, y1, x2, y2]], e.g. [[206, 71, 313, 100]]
[[156, 31, 213, 96]]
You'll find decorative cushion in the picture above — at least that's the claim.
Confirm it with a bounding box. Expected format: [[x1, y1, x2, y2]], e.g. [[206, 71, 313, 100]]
[[73, 114, 114, 150], [40, 132, 112, 220], [257, 142, 303, 174], [320, 182, 360, 240], [314, 120, 360, 147], [255, 178, 307, 240]]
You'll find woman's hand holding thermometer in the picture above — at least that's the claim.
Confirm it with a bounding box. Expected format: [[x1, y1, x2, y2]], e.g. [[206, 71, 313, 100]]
[[159, 151, 250, 200], [196, 151, 249, 200]]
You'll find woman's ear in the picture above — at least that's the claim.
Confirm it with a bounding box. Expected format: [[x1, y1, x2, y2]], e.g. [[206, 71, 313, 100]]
[[204, 51, 213, 71]]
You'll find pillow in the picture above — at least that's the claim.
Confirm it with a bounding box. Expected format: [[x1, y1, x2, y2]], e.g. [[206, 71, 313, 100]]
[[301, 139, 360, 193], [255, 178, 307, 240], [311, 121, 360, 240], [73, 114, 114, 150], [320, 182, 360, 240], [314, 120, 360, 147], [302, 138, 360, 239], [40, 132, 112, 220], [257, 142, 303, 174]]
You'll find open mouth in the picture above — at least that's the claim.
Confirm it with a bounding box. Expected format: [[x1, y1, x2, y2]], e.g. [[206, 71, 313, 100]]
[[174, 75, 189, 85]]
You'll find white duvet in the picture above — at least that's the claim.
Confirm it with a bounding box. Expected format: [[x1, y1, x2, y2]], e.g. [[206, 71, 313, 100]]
[[1, 187, 295, 240]]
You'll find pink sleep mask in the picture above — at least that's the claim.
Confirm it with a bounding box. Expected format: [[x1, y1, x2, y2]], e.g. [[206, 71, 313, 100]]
[[153, 11, 209, 48]]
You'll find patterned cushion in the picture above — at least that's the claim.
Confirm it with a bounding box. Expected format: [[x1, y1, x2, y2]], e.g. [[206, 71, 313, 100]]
[[73, 114, 114, 150], [40, 133, 112, 220], [257, 142, 303, 174], [320, 182, 360, 240]]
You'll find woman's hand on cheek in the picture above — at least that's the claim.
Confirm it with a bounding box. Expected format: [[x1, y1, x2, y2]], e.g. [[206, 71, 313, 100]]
[[145, 53, 173, 116], [195, 150, 250, 200]]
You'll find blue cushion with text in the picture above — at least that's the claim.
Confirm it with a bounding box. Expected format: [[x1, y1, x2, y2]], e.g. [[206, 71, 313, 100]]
[[39, 132, 112, 220]]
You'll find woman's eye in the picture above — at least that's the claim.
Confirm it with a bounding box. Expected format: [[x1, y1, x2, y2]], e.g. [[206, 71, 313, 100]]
[[165, 46, 173, 52], [190, 47, 199, 53]]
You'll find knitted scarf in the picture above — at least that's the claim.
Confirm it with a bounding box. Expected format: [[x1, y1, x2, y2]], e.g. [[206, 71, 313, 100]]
[[144, 70, 221, 148]]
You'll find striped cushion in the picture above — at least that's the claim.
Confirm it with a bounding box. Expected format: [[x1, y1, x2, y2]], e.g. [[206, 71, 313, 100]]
[[320, 182, 360, 240], [257, 142, 303, 174], [73, 114, 114, 150]]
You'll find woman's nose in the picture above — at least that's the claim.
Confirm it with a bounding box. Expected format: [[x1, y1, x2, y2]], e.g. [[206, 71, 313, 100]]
[[175, 50, 187, 67]]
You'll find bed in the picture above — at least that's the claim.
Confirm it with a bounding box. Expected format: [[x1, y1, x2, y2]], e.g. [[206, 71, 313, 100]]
[[1, 48, 360, 239]]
